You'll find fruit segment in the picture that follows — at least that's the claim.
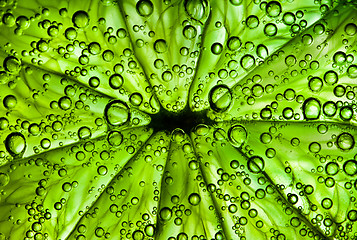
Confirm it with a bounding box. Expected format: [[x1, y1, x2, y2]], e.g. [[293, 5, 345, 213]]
[[120, 0, 209, 112], [189, 0, 333, 112], [207, 3, 357, 125], [0, 126, 152, 239], [156, 129, 222, 239], [0, 0, 158, 114], [65, 131, 167, 240]]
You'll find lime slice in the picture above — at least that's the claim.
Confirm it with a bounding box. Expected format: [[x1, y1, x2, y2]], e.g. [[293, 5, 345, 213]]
[[0, 0, 356, 239]]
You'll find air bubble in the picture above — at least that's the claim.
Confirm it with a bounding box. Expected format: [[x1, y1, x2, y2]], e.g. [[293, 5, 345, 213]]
[[183, 25, 197, 39], [159, 207, 172, 221], [0, 172, 10, 187], [211, 42, 223, 55], [313, 23, 325, 35], [302, 98, 321, 120], [209, 85, 232, 112], [162, 71, 173, 82], [260, 107, 272, 120], [107, 131, 123, 146], [347, 64, 357, 78], [29, 123, 41, 135], [188, 193, 201, 206], [228, 204, 237, 213], [333, 51, 346, 66], [228, 125, 247, 148], [229, 0, 242, 5], [309, 142, 321, 153], [109, 74, 124, 89], [132, 230, 145, 240], [3, 56, 21, 73], [65, 27, 77, 40], [325, 162, 339, 175], [340, 106, 353, 121], [283, 107, 294, 119], [129, 93, 143, 106], [246, 15, 259, 29], [102, 50, 114, 62], [72, 10, 90, 28], [97, 165, 108, 176], [88, 42, 101, 55], [41, 138, 51, 149], [256, 44, 268, 59], [95, 227, 104, 237], [136, 0, 154, 17], [266, 1, 281, 18], [145, 225, 155, 236], [317, 124, 328, 134], [264, 23, 277, 37], [288, 194, 298, 204], [16, 16, 30, 30], [348, 210, 357, 221], [154, 39, 167, 53], [336, 132, 355, 151], [248, 156, 265, 173], [5, 132, 26, 156], [343, 160, 357, 176], [36, 40, 49, 52], [59, 96, 72, 110], [240, 54, 255, 71], [321, 198, 333, 209], [2, 13, 15, 27], [78, 126, 92, 139], [282, 12, 295, 25], [308, 77, 323, 93], [62, 182, 72, 192], [333, 85, 345, 97], [184, 0, 209, 21], [3, 95, 17, 109], [345, 23, 357, 36], [89, 76, 100, 88], [227, 36, 241, 51], [104, 100, 130, 126], [171, 128, 185, 143], [302, 34, 313, 45], [323, 70, 338, 85], [260, 132, 272, 144], [0, 117, 9, 130]]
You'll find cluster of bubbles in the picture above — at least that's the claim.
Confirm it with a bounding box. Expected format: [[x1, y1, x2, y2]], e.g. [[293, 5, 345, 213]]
[[205, 19, 357, 124], [0, 0, 356, 239]]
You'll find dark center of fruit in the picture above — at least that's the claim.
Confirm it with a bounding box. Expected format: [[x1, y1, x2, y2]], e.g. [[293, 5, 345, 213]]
[[148, 106, 212, 133]]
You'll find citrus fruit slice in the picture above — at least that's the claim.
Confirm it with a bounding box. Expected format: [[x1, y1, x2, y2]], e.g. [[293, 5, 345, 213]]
[[0, 0, 356, 239]]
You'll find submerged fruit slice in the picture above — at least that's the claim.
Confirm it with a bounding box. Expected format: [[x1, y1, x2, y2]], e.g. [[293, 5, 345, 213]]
[[0, 0, 357, 239]]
